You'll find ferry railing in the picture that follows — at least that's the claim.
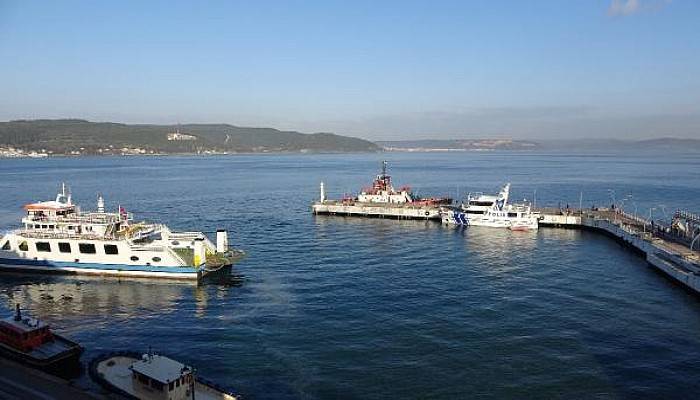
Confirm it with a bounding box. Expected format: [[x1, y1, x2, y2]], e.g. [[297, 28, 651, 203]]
[[18, 231, 106, 240], [23, 215, 122, 225]]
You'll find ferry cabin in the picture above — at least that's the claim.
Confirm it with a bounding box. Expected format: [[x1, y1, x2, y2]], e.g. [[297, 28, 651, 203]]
[[1, 234, 179, 268], [463, 194, 533, 220], [0, 190, 180, 267], [357, 187, 413, 204], [352, 162, 451, 206], [131, 354, 195, 400], [357, 162, 414, 204]]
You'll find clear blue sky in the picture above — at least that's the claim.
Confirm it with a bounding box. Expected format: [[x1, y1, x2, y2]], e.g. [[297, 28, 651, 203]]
[[1, 0, 698, 140]]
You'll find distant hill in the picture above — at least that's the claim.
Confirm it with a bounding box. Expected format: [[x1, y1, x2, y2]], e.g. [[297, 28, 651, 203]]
[[0, 119, 379, 155], [377, 139, 539, 151], [538, 138, 700, 151], [378, 138, 700, 152]]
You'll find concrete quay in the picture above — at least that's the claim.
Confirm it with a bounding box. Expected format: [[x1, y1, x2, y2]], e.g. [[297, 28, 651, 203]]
[[538, 208, 700, 294], [312, 200, 442, 220], [0, 357, 118, 400], [314, 202, 700, 294]]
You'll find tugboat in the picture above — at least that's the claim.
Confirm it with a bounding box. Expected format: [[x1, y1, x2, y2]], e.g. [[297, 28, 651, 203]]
[[0, 304, 83, 374], [312, 161, 452, 220], [0, 183, 244, 280], [442, 183, 540, 229], [90, 350, 238, 400]]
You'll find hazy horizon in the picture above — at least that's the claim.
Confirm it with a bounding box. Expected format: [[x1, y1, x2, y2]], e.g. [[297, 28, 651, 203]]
[[1, 1, 698, 141]]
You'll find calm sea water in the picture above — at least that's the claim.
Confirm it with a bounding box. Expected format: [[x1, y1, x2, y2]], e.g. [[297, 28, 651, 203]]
[[1, 151, 699, 399]]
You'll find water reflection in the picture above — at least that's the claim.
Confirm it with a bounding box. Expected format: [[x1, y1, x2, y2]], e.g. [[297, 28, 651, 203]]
[[312, 214, 440, 230], [449, 225, 580, 277], [0, 274, 217, 329]]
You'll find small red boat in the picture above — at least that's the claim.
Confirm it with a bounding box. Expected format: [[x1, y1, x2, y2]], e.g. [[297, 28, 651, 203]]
[[0, 304, 83, 375]]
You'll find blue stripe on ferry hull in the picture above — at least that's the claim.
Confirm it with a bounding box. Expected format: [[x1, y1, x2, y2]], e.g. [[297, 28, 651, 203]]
[[451, 212, 469, 226], [0, 257, 200, 278]]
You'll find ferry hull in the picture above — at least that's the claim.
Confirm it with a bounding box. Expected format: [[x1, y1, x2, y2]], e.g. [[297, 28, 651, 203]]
[[442, 211, 539, 230], [0, 256, 202, 280]]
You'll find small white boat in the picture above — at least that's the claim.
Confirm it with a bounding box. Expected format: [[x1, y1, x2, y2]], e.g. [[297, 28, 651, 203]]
[[442, 183, 540, 229], [90, 351, 238, 400]]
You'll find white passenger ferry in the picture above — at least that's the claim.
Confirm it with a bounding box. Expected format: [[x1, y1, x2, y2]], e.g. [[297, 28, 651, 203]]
[[0, 184, 240, 280], [441, 183, 540, 230]]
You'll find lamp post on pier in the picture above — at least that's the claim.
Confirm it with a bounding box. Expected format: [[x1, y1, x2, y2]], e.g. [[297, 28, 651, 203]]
[[644, 207, 656, 238], [608, 189, 617, 223], [620, 194, 633, 228], [691, 230, 700, 252]]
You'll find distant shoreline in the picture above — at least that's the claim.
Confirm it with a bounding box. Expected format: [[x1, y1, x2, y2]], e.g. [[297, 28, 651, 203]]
[[0, 149, 384, 159]]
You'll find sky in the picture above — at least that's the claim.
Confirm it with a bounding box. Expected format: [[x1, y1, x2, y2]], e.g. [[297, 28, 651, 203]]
[[0, 0, 698, 140]]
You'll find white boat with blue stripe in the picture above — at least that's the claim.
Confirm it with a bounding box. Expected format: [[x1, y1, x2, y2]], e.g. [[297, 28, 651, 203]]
[[0, 184, 241, 280], [441, 183, 540, 230]]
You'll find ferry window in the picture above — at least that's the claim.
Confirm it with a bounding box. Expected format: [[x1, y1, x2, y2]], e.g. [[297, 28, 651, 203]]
[[41, 225, 47, 229], [58, 242, 71, 253], [130, 256, 139, 261], [104, 244, 119, 255], [152, 257, 161, 262], [508, 213, 517, 218], [67, 226, 73, 230], [36, 242, 51, 252], [78, 243, 97, 254], [48, 225, 54, 229], [19, 241, 28, 251], [1, 241, 9, 250]]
